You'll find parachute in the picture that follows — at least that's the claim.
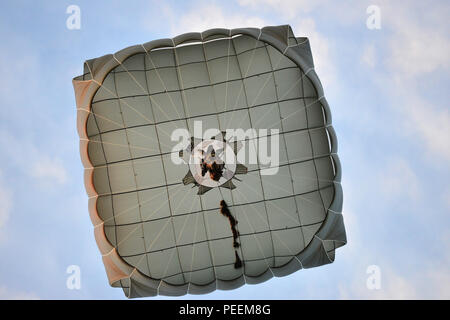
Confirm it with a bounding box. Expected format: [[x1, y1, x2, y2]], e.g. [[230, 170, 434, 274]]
[[73, 25, 346, 298]]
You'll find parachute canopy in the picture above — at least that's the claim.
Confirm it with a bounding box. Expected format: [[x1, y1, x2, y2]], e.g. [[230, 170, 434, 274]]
[[73, 25, 346, 298]]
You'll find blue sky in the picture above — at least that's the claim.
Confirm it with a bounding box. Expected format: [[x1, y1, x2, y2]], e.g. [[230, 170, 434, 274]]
[[0, 0, 448, 299]]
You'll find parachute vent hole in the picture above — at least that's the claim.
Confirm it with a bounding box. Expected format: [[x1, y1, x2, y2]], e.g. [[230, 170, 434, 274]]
[[201, 160, 224, 181]]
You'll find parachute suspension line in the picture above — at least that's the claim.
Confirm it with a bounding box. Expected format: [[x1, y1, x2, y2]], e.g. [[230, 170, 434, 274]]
[[232, 36, 313, 131], [233, 186, 275, 277], [219, 200, 242, 269], [140, 44, 184, 121], [113, 55, 174, 123], [113, 66, 154, 278], [222, 31, 232, 114], [230, 38, 276, 270], [224, 34, 262, 129], [230, 37, 283, 130], [264, 42, 306, 248]]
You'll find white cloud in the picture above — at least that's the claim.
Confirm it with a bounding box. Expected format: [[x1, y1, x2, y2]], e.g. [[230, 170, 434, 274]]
[[0, 286, 39, 300], [443, 187, 450, 210], [392, 89, 450, 164], [410, 101, 450, 161], [322, 2, 450, 165], [164, 3, 267, 36], [236, 0, 365, 23], [403, 94, 450, 162], [338, 266, 419, 299], [31, 157, 68, 185], [382, 2, 450, 79], [0, 29, 69, 186], [237, 0, 365, 26], [0, 172, 12, 231], [361, 44, 376, 68], [338, 175, 450, 300], [0, 39, 39, 106], [339, 257, 450, 299], [377, 158, 421, 202], [424, 266, 450, 299], [370, 1, 450, 162], [338, 197, 450, 300], [237, 0, 321, 18], [0, 130, 68, 186]]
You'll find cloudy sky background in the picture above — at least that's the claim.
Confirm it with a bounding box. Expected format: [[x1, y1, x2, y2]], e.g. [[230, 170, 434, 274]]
[[0, 0, 448, 299]]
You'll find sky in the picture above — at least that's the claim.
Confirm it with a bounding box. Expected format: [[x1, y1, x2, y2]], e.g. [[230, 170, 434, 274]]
[[0, 0, 448, 299]]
